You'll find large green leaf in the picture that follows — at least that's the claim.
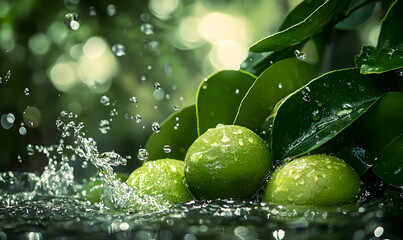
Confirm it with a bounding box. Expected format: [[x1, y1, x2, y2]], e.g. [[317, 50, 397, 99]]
[[279, 0, 327, 31], [355, 46, 403, 74], [196, 70, 256, 135], [377, 0, 403, 51], [249, 0, 349, 53], [271, 68, 398, 161], [234, 58, 317, 132], [145, 105, 198, 161]]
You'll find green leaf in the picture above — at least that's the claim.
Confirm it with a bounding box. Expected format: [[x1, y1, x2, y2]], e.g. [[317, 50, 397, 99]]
[[335, 0, 376, 30], [356, 46, 403, 74], [271, 68, 398, 161], [196, 70, 256, 135], [145, 105, 198, 161], [377, 0, 403, 51], [234, 58, 317, 132], [279, 0, 327, 31], [373, 133, 403, 186], [249, 0, 350, 53], [241, 43, 306, 76]]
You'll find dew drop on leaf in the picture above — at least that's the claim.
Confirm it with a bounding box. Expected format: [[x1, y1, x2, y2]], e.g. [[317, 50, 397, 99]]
[[24, 88, 30, 95], [154, 82, 161, 90], [64, 13, 80, 31], [163, 145, 172, 153], [129, 96, 138, 103]]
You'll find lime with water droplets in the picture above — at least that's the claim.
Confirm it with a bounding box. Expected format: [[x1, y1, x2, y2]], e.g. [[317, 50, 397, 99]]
[[126, 159, 193, 204], [184, 124, 273, 200], [263, 154, 360, 207]]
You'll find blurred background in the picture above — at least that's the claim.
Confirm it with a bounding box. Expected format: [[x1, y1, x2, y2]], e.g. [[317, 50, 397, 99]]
[[0, 0, 382, 176]]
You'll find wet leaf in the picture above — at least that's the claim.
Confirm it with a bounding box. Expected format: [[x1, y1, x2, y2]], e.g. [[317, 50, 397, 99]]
[[145, 105, 198, 161], [279, 0, 327, 31], [271, 68, 398, 161], [355, 46, 403, 74], [249, 0, 349, 53], [377, 0, 403, 51], [196, 70, 256, 135], [234, 58, 317, 132]]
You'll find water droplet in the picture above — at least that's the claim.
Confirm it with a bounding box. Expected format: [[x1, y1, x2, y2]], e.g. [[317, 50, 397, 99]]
[[278, 83, 282, 89], [173, 105, 179, 111], [302, 95, 311, 102], [154, 82, 161, 90], [140, 75, 146, 82], [1, 114, 14, 130], [64, 13, 80, 31], [312, 109, 321, 121], [106, 4, 116, 16], [99, 119, 110, 134], [394, 166, 401, 174], [163, 145, 172, 153], [129, 96, 138, 103], [100, 95, 110, 106], [24, 88, 30, 95], [89, 6, 96, 16], [26, 144, 35, 156], [221, 135, 230, 143], [151, 122, 160, 133], [137, 148, 149, 161], [112, 44, 126, 56], [149, 41, 159, 51], [294, 49, 306, 60], [163, 64, 173, 76], [358, 85, 366, 91], [19, 126, 27, 135], [180, 96, 185, 101], [140, 23, 153, 35], [140, 12, 150, 22], [147, 65, 152, 70], [109, 108, 118, 117], [235, 89, 240, 94], [166, 94, 171, 100], [82, 161, 88, 168], [7, 113, 15, 124], [347, 82, 353, 89], [174, 123, 179, 130], [135, 114, 142, 123], [17, 155, 22, 163]]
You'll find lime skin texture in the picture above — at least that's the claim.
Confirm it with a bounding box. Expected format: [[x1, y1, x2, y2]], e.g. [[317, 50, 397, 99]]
[[184, 124, 274, 200], [263, 154, 361, 207], [126, 158, 193, 204]]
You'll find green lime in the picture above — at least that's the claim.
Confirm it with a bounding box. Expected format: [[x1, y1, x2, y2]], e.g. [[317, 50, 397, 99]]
[[81, 172, 128, 203], [126, 159, 193, 204], [263, 154, 360, 207], [184, 124, 273, 200]]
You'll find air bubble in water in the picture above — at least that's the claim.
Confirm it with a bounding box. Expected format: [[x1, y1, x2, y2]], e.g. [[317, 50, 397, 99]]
[[140, 23, 154, 35], [106, 4, 116, 16], [137, 148, 149, 161], [99, 119, 110, 134], [27, 144, 35, 156], [129, 96, 138, 103], [163, 145, 172, 153], [135, 114, 142, 123], [154, 82, 161, 90], [112, 44, 126, 56], [100, 95, 110, 106], [24, 88, 30, 95], [294, 49, 306, 60], [64, 13, 80, 31], [152, 122, 161, 133]]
